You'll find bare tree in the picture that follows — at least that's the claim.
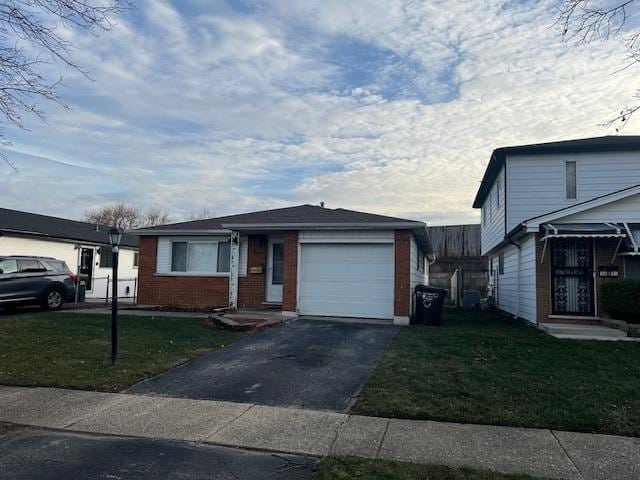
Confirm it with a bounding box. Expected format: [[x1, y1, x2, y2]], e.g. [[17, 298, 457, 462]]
[[184, 208, 215, 221], [0, 0, 127, 168], [85, 202, 171, 230], [558, 0, 640, 129]]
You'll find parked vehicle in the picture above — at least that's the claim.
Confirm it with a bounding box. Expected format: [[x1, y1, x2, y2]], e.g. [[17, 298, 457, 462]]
[[0, 256, 77, 311]]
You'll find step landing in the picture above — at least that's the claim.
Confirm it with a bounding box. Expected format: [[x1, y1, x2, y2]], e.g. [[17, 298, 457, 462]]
[[539, 322, 632, 341]]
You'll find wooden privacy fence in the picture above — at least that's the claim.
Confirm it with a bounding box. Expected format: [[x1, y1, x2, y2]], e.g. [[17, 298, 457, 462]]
[[427, 224, 488, 296]]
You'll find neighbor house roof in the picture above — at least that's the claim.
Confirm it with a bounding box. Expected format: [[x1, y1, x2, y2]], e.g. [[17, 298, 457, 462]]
[[472, 136, 640, 208], [135, 204, 433, 257], [0, 208, 139, 248]]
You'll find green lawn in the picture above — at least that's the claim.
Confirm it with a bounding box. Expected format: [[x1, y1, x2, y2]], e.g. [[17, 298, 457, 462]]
[[316, 457, 546, 480], [0, 313, 242, 391], [354, 307, 640, 437]]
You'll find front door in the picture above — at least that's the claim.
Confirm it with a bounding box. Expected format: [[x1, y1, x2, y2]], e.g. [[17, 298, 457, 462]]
[[79, 248, 94, 291], [266, 239, 283, 303], [551, 238, 595, 316]]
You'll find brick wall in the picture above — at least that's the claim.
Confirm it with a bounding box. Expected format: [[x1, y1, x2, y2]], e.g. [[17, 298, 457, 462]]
[[237, 235, 267, 308], [282, 231, 298, 312], [594, 238, 624, 317], [137, 236, 229, 308], [394, 230, 411, 317]]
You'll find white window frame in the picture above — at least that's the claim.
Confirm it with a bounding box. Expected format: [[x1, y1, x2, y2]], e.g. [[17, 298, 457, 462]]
[[133, 251, 139, 269], [565, 160, 578, 201], [169, 240, 230, 276]]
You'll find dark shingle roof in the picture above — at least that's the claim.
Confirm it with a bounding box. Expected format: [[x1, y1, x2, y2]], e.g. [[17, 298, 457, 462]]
[[0, 208, 138, 247], [472, 136, 640, 208], [137, 204, 424, 232]]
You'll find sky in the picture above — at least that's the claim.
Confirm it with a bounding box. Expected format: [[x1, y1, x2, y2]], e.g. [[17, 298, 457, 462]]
[[1, 0, 639, 225]]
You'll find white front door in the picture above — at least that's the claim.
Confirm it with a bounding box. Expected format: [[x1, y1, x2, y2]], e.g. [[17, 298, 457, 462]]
[[265, 238, 284, 303]]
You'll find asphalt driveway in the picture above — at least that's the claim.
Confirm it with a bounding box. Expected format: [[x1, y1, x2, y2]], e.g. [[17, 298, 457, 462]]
[[126, 319, 398, 412], [0, 428, 317, 480]]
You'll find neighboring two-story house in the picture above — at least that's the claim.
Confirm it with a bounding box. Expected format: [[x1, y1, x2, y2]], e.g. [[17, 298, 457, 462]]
[[473, 136, 640, 324]]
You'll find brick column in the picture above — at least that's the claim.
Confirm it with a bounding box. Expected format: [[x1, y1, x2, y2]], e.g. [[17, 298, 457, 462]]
[[237, 235, 267, 308], [394, 230, 411, 325], [594, 238, 624, 317], [136, 236, 157, 305], [282, 231, 299, 316]]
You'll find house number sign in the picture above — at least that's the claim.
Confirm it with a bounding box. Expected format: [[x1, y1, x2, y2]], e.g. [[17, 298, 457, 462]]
[[598, 266, 619, 278]]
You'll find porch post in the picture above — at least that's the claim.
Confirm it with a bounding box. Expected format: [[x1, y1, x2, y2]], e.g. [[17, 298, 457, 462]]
[[229, 231, 240, 310]]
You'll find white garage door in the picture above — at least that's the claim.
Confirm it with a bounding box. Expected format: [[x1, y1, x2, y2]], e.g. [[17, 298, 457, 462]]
[[299, 243, 394, 319]]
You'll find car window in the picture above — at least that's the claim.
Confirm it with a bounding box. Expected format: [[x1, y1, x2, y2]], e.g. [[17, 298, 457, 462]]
[[0, 259, 18, 274], [42, 259, 69, 272], [18, 259, 46, 273]]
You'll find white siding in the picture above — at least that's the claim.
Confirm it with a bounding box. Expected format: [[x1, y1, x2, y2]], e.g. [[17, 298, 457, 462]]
[[507, 151, 640, 230], [560, 192, 640, 223], [481, 166, 506, 255], [298, 229, 394, 242], [490, 234, 537, 323], [0, 235, 138, 299], [410, 236, 429, 314]]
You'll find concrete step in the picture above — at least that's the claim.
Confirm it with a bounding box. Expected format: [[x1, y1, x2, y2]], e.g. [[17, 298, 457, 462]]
[[540, 322, 628, 338], [551, 334, 640, 342]]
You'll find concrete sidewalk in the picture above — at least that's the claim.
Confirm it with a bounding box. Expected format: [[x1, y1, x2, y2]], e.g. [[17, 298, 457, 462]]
[[1, 386, 638, 480]]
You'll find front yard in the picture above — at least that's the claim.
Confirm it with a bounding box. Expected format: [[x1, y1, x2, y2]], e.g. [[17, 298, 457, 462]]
[[354, 307, 640, 437], [0, 313, 242, 391], [317, 457, 547, 480]]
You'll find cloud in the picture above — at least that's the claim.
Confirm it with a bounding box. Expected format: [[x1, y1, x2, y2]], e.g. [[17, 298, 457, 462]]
[[1, 0, 639, 226]]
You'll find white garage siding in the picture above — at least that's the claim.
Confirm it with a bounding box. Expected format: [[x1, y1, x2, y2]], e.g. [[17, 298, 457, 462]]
[[491, 234, 537, 323], [298, 243, 395, 319]]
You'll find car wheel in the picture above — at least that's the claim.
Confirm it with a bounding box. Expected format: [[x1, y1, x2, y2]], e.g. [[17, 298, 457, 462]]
[[44, 288, 64, 311]]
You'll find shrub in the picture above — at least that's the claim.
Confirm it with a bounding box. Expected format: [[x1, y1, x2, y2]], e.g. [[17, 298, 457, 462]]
[[601, 280, 640, 324]]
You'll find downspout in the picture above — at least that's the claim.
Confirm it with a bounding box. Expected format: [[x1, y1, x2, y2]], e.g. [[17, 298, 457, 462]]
[[508, 236, 521, 319]]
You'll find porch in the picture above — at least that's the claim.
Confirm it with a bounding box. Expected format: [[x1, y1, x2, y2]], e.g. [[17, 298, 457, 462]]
[[535, 222, 639, 327]]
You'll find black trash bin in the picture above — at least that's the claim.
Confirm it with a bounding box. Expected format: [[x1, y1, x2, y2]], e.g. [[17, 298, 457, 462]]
[[413, 285, 447, 325]]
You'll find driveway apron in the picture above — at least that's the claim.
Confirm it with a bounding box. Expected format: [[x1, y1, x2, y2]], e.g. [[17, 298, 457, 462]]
[[126, 319, 398, 412]]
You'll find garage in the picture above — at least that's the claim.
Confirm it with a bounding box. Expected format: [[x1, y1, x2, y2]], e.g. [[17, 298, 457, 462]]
[[298, 243, 395, 319]]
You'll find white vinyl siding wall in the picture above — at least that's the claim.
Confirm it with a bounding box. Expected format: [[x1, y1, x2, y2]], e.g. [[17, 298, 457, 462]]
[[507, 151, 640, 231], [298, 229, 394, 242], [481, 166, 506, 255], [490, 234, 537, 323], [560, 192, 640, 223], [155, 235, 247, 276]]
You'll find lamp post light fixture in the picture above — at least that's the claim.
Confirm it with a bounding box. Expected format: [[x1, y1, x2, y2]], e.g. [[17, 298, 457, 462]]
[[108, 225, 123, 364]]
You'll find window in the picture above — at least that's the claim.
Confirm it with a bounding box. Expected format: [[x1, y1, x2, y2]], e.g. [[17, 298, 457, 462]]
[[0, 259, 18, 274], [566, 161, 577, 200], [133, 252, 139, 268], [170, 241, 229, 274], [417, 250, 424, 271], [217, 242, 230, 273], [498, 251, 505, 275], [19, 259, 46, 273], [99, 246, 113, 268]]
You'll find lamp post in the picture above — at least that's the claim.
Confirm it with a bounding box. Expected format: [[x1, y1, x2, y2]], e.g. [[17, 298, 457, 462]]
[[108, 226, 123, 364]]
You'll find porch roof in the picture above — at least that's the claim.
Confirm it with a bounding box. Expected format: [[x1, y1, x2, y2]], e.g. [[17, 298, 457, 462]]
[[541, 223, 626, 241]]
